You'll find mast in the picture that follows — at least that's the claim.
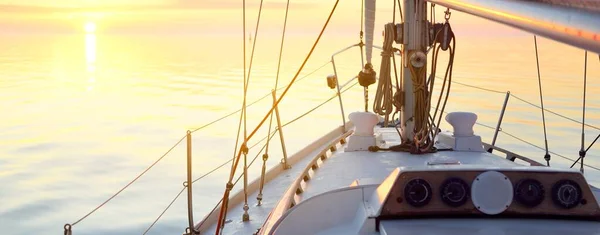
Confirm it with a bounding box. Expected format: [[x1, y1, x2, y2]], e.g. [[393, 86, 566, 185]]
[[401, 0, 428, 141]]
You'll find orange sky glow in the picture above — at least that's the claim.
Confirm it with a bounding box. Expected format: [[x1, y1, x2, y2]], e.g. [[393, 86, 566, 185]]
[[0, 0, 330, 34], [0, 0, 514, 37]]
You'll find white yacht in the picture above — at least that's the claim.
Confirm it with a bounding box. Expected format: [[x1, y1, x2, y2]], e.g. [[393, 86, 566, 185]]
[[63, 0, 600, 234]]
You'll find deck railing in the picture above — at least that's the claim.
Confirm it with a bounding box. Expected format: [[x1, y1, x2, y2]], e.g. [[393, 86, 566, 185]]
[[63, 51, 600, 235], [62, 59, 362, 235]]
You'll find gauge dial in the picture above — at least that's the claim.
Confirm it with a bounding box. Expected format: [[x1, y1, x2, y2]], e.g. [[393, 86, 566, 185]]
[[440, 178, 469, 207], [404, 178, 432, 207], [514, 179, 545, 207], [551, 179, 582, 209]]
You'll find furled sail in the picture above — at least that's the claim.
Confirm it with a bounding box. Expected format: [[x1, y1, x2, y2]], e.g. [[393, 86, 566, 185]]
[[426, 0, 600, 54], [365, 0, 376, 64]]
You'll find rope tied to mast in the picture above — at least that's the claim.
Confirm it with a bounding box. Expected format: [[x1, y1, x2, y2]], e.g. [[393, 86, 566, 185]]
[[373, 23, 396, 126], [371, 8, 455, 154], [408, 50, 434, 151]]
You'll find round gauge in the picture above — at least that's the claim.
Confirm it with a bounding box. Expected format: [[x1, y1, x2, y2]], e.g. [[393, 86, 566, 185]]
[[404, 178, 432, 207], [514, 179, 545, 207], [551, 179, 582, 209], [440, 178, 469, 207]]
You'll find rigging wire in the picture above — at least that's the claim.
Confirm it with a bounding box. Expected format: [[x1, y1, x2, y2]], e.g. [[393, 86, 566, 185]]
[[259, 0, 291, 206], [66, 57, 327, 230], [502, 131, 600, 172], [189, 60, 330, 134], [65, 54, 339, 235], [221, 0, 248, 230], [65, 135, 186, 229], [226, 0, 248, 217], [215, 1, 340, 234], [430, 104, 600, 172], [430, 3, 435, 26], [360, 0, 364, 34], [435, 75, 600, 132], [533, 35, 551, 166], [510, 93, 600, 132], [360, 0, 367, 112], [241, 0, 266, 224], [397, 0, 403, 22], [143, 186, 186, 235], [283, 81, 359, 128], [571, 50, 589, 172], [200, 80, 358, 232], [571, 134, 600, 169], [580, 50, 588, 173], [435, 75, 600, 169], [201, 131, 276, 233], [212, 79, 357, 233], [392, 0, 396, 23]]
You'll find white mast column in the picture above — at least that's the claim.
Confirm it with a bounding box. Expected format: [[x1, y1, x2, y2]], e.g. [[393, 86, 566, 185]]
[[401, 0, 428, 141]]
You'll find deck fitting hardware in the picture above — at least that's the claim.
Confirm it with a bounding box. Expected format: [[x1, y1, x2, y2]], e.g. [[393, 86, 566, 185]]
[[242, 205, 250, 222], [281, 158, 292, 169], [303, 174, 311, 181], [257, 193, 263, 206]]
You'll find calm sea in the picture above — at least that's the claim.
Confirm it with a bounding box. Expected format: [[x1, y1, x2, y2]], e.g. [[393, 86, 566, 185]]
[[1, 10, 600, 235]]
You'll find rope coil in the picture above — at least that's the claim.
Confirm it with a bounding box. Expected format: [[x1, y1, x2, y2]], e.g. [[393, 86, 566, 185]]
[[373, 23, 397, 126]]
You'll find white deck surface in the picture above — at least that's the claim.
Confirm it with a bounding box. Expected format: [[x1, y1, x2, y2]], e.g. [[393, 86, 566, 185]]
[[300, 129, 520, 201], [200, 127, 527, 235]]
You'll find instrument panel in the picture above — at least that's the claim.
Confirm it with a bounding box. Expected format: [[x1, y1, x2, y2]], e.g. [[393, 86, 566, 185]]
[[379, 169, 600, 219]]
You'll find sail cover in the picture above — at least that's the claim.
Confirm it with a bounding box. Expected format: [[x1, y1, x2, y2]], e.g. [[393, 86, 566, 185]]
[[365, 0, 376, 64], [426, 0, 600, 54]]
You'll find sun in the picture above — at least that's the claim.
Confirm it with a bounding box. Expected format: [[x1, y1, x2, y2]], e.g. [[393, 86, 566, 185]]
[[84, 22, 96, 33]]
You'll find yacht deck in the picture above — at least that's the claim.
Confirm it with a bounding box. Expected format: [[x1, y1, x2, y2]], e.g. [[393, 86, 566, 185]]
[[198, 127, 528, 235]]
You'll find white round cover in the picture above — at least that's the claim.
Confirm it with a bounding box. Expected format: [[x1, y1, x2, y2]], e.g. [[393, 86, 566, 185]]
[[471, 171, 513, 215]]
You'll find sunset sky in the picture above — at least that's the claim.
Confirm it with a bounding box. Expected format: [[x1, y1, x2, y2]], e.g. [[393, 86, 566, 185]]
[[0, 0, 343, 34], [0, 0, 517, 38]]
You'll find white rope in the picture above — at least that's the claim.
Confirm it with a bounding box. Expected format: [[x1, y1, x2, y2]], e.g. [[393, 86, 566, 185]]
[[373, 23, 396, 125]]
